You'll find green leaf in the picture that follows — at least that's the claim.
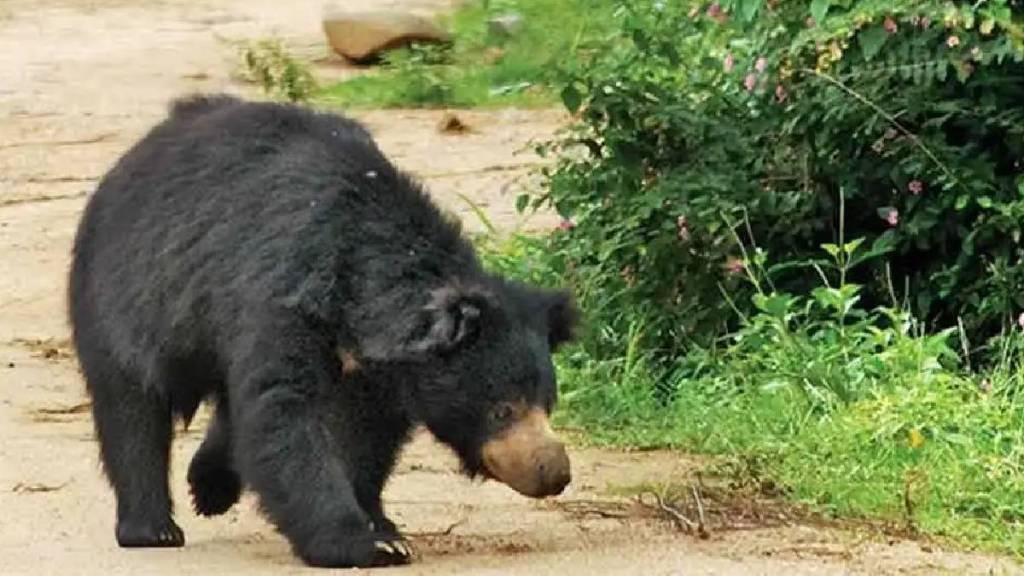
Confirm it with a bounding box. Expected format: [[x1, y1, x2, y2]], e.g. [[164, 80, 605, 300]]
[[661, 42, 680, 66], [561, 84, 583, 113], [515, 194, 530, 214], [752, 248, 768, 268], [963, 10, 975, 30], [849, 232, 896, 268], [760, 380, 791, 394], [810, 0, 830, 24], [821, 243, 841, 258], [738, 0, 762, 22], [812, 286, 843, 311], [955, 195, 969, 210], [753, 293, 793, 318], [978, 196, 993, 208], [858, 26, 888, 61]]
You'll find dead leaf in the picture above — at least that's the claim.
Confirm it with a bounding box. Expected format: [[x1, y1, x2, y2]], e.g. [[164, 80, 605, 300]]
[[437, 112, 472, 135], [13, 481, 68, 494]]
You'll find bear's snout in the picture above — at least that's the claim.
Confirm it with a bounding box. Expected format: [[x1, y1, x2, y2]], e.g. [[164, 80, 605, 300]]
[[481, 407, 571, 498], [532, 442, 572, 496]]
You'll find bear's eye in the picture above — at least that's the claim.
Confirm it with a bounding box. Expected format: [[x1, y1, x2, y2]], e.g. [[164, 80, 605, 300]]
[[489, 402, 516, 424]]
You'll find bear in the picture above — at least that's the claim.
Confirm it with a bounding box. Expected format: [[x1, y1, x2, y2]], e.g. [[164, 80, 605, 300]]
[[68, 94, 577, 568]]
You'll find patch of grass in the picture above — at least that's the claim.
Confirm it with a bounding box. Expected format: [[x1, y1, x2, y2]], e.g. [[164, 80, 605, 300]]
[[316, 0, 616, 108], [239, 38, 317, 103], [475, 232, 564, 289], [552, 320, 1024, 556], [475, 231, 1024, 557]]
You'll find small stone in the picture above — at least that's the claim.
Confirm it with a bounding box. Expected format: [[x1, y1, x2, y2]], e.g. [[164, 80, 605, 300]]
[[322, 10, 452, 64], [487, 13, 524, 40]]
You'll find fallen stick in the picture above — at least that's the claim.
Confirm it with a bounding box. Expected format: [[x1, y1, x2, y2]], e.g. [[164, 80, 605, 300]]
[[691, 485, 711, 539], [647, 492, 698, 533]]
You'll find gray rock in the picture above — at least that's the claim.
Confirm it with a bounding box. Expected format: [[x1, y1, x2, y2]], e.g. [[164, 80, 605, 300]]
[[487, 13, 524, 40], [322, 10, 452, 63]]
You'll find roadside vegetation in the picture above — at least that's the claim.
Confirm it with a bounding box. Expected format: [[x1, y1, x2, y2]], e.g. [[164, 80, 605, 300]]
[[260, 0, 1024, 556]]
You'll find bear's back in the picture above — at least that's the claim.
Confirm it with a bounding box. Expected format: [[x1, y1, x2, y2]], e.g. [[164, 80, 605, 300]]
[[70, 95, 474, 376]]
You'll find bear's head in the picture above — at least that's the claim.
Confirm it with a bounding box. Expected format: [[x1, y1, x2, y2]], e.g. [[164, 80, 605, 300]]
[[361, 277, 578, 498]]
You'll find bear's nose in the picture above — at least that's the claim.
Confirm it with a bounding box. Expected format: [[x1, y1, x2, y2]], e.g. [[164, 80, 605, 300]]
[[534, 442, 571, 496], [480, 406, 572, 498]]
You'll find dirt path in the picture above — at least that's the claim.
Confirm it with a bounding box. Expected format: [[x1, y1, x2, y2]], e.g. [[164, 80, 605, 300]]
[[0, 1, 1020, 574]]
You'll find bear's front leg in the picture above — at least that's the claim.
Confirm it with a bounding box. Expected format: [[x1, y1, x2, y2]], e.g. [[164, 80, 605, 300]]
[[228, 324, 412, 568], [349, 409, 412, 539]]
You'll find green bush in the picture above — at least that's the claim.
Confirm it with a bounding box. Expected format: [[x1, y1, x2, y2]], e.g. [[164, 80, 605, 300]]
[[473, 0, 1024, 551], [530, 0, 1024, 364], [521, 235, 1024, 553], [317, 0, 617, 108]]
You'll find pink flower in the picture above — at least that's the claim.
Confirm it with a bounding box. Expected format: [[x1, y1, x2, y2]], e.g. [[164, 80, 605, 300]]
[[947, 35, 961, 47], [885, 209, 899, 226], [706, 2, 722, 18], [676, 215, 690, 242], [805, 16, 816, 28], [723, 53, 735, 73], [908, 180, 924, 195], [557, 218, 576, 231], [724, 258, 745, 275], [744, 73, 757, 91], [919, 16, 931, 29], [775, 84, 787, 102], [980, 378, 992, 393], [884, 16, 898, 34], [1018, 311, 1024, 329], [755, 56, 768, 73]]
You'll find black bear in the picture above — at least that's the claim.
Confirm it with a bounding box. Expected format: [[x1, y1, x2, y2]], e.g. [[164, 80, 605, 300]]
[[68, 94, 577, 568]]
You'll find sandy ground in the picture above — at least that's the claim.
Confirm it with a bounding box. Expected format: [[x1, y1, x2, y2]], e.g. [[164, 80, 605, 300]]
[[1, 0, 1022, 574]]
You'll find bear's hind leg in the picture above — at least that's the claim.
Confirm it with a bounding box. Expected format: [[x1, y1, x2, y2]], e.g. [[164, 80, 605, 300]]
[[188, 399, 242, 516], [86, 359, 182, 548]]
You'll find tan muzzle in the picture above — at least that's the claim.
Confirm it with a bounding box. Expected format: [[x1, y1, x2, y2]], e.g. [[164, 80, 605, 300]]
[[480, 407, 571, 498]]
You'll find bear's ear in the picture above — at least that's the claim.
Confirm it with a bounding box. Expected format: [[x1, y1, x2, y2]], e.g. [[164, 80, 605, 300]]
[[360, 285, 489, 362], [406, 287, 485, 356], [545, 290, 579, 350]]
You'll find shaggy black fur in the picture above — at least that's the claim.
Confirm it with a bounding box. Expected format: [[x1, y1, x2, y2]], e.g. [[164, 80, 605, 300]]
[[69, 94, 576, 568]]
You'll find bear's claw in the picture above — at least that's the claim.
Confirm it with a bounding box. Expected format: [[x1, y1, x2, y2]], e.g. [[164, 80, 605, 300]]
[[372, 536, 415, 566]]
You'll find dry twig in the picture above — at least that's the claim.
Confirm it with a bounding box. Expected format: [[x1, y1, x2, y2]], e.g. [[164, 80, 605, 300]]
[[691, 485, 710, 539], [408, 518, 467, 537], [643, 491, 698, 533]]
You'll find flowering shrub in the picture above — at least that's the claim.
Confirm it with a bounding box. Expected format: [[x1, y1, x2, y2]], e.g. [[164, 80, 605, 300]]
[[530, 0, 1024, 363]]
